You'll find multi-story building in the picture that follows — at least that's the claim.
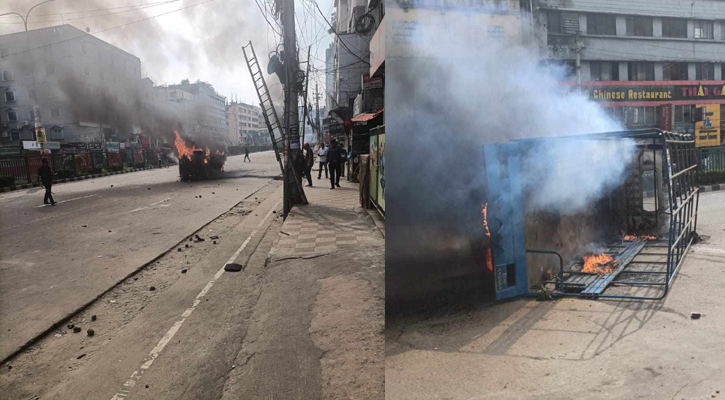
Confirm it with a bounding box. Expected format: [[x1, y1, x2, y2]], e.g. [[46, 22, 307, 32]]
[[325, 43, 336, 112], [161, 79, 226, 143], [226, 101, 263, 146], [0, 24, 143, 147], [533, 0, 725, 147], [333, 0, 374, 110]]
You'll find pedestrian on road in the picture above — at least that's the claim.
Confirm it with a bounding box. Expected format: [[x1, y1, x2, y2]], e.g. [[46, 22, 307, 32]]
[[303, 142, 314, 187], [156, 151, 162, 168], [327, 139, 342, 189], [244, 146, 251, 162], [37, 158, 56, 206], [317, 143, 328, 179]]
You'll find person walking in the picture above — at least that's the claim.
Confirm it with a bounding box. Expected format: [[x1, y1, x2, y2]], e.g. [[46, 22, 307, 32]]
[[303, 142, 314, 187], [244, 145, 251, 162], [327, 139, 342, 189], [156, 150, 162, 168], [317, 143, 328, 179], [37, 158, 56, 206], [339, 146, 346, 178]]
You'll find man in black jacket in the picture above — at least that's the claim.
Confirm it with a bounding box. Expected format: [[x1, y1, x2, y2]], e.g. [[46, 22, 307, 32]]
[[37, 158, 56, 205], [326, 140, 342, 189]]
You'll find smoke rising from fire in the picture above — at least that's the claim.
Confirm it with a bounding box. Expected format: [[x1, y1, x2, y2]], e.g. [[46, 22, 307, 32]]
[[387, 3, 633, 220]]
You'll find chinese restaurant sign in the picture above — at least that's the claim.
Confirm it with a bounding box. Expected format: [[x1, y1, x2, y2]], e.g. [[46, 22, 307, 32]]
[[564, 84, 725, 102]]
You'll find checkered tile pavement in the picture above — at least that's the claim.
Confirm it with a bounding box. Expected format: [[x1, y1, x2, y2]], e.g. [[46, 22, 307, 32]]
[[271, 178, 382, 255]]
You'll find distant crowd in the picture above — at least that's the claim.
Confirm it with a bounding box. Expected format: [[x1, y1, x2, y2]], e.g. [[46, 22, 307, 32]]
[[302, 140, 351, 189]]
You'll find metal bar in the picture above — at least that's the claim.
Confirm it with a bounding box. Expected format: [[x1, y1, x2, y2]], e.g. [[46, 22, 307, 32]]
[[627, 261, 668, 265], [611, 282, 666, 286], [581, 240, 646, 295], [526, 250, 564, 290], [670, 163, 698, 179], [665, 139, 695, 144], [617, 270, 668, 274], [669, 211, 698, 251]]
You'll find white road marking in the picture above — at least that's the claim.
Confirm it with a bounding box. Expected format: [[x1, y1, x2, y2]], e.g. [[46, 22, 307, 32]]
[[130, 198, 173, 213], [111, 199, 281, 399], [150, 198, 171, 206], [34, 194, 98, 208]]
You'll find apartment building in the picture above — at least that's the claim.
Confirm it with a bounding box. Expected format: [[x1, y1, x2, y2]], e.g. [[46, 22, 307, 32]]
[[0, 24, 143, 147], [535, 0, 725, 146], [163, 79, 227, 143], [226, 101, 263, 146]]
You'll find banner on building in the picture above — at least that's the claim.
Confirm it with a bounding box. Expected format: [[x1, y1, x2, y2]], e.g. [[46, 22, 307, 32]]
[[23, 141, 59, 150], [106, 142, 120, 152], [660, 104, 672, 131], [88, 142, 103, 151], [695, 104, 721, 147], [362, 74, 384, 90], [580, 83, 725, 102], [141, 134, 150, 149]]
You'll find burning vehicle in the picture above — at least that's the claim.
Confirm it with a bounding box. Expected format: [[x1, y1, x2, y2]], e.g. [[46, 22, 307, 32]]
[[484, 129, 699, 301], [174, 131, 227, 181]]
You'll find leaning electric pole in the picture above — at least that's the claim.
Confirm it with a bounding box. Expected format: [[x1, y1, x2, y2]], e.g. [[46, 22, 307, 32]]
[[281, 0, 307, 215], [315, 82, 322, 143]]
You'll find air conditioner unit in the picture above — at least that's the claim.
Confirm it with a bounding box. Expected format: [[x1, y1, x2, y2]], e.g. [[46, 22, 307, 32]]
[[22, 120, 29, 126]]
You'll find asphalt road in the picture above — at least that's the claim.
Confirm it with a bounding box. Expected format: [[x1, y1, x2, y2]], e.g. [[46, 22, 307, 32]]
[[0, 151, 281, 362]]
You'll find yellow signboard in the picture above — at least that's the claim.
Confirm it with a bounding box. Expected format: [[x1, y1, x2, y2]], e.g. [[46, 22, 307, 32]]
[[35, 128, 47, 144], [695, 104, 721, 148]]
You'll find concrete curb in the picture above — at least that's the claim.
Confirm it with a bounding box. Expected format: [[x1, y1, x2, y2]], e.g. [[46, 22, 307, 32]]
[[701, 184, 723, 193], [0, 166, 168, 193]]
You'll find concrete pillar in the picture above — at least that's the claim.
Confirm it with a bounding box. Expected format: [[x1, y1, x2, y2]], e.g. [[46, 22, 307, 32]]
[[688, 63, 697, 80], [716, 64, 722, 80], [716, 21, 723, 41], [619, 62, 629, 81], [581, 61, 591, 81], [655, 63, 664, 81], [616, 16, 627, 36], [653, 18, 663, 37]]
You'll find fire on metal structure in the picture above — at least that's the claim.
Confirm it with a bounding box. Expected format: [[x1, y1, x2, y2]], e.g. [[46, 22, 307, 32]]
[[174, 131, 226, 181]]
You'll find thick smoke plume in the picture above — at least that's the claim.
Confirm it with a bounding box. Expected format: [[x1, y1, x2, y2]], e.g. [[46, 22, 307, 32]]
[[388, 4, 633, 216]]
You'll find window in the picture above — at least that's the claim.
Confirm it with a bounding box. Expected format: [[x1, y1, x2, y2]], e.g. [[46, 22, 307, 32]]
[[488, 26, 504, 38], [547, 10, 562, 34], [83, 65, 90, 77], [626, 16, 653, 37], [621, 106, 660, 126], [46, 63, 55, 76], [694, 20, 713, 39], [696, 63, 715, 80], [2, 70, 12, 81], [4, 91, 15, 102], [7, 110, 17, 121], [50, 107, 60, 118], [628, 62, 655, 81], [674, 105, 694, 123], [99, 70, 105, 81], [81, 42, 88, 55], [587, 14, 616, 35], [590, 61, 619, 81], [663, 62, 688, 80], [50, 127, 63, 140], [9, 131, 20, 141], [662, 18, 687, 38]]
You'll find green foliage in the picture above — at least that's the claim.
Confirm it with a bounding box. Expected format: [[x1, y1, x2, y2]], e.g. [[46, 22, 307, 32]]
[[53, 169, 75, 179], [700, 170, 725, 186], [0, 175, 16, 188]]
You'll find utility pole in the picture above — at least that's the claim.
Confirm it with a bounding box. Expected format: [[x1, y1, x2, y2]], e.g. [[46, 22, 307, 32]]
[[281, 0, 307, 214], [575, 33, 582, 87], [315, 82, 321, 144]]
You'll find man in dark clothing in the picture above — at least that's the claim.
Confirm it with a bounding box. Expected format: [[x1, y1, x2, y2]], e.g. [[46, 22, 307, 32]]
[[37, 158, 56, 205], [339, 147, 346, 178], [303, 142, 314, 187], [244, 146, 251, 162], [326, 140, 342, 189]]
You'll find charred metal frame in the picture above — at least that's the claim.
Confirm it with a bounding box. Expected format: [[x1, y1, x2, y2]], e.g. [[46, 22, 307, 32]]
[[485, 129, 699, 301]]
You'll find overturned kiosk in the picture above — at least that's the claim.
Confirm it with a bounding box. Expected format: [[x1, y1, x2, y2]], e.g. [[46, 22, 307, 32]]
[[484, 129, 699, 301]]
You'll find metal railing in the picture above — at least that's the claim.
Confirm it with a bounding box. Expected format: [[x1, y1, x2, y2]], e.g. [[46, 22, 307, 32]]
[[699, 146, 725, 172]]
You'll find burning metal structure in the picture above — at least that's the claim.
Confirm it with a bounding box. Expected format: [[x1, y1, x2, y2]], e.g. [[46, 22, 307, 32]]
[[485, 129, 699, 301], [174, 131, 226, 181]]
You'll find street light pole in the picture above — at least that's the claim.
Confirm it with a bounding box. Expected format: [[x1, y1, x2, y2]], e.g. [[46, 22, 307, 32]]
[[0, 0, 55, 32]]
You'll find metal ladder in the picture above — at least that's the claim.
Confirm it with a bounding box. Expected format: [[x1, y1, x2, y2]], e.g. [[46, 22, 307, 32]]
[[242, 41, 284, 176]]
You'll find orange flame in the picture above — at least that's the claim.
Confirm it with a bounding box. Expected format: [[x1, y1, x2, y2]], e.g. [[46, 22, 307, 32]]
[[582, 254, 617, 276], [482, 203, 493, 272], [174, 131, 203, 159], [623, 234, 657, 241]]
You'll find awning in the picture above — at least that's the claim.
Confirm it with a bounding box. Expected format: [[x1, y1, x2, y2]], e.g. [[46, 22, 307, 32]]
[[351, 109, 383, 124]]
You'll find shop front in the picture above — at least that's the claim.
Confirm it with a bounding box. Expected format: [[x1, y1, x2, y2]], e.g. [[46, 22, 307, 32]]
[[567, 81, 725, 147], [369, 125, 385, 215]]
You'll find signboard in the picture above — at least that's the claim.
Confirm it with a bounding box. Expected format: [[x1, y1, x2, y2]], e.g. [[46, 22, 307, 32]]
[[353, 93, 364, 117], [579, 83, 725, 103], [695, 104, 721, 147], [23, 141, 59, 150], [329, 123, 345, 135], [369, 16, 385, 77], [120, 142, 126, 149], [362, 74, 384, 90], [88, 142, 103, 151], [660, 104, 672, 131], [35, 128, 47, 144], [106, 142, 120, 152], [140, 134, 150, 149]]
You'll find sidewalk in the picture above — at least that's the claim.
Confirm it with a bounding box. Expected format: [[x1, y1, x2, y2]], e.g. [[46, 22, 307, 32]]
[[222, 177, 385, 400]]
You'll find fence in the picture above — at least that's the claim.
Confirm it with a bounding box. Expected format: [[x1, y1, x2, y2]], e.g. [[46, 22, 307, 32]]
[[0, 149, 172, 186], [699, 146, 725, 172], [227, 145, 273, 155]]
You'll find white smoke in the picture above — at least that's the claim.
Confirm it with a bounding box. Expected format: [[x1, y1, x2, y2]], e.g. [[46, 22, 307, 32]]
[[387, 4, 635, 215]]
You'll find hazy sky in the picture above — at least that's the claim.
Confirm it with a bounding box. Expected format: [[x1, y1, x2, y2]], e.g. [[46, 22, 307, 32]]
[[0, 0, 334, 107]]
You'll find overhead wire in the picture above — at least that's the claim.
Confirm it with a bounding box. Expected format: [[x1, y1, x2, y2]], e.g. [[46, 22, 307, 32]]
[[0, 0, 182, 25]]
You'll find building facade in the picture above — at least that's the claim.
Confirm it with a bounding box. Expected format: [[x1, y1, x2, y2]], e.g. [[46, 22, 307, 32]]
[[534, 0, 725, 147], [226, 102, 263, 146], [0, 25, 143, 147], [161, 79, 226, 143]]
